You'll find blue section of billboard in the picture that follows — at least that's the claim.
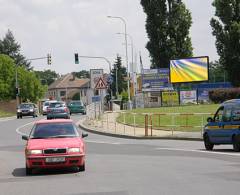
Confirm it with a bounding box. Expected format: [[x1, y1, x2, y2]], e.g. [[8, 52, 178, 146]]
[[142, 69, 173, 92], [195, 82, 232, 102]]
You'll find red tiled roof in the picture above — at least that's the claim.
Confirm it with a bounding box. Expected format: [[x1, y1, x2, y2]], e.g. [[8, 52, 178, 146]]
[[48, 73, 90, 89]]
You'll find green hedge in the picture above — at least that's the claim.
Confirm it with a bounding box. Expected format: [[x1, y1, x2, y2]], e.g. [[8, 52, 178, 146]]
[[209, 88, 240, 103]]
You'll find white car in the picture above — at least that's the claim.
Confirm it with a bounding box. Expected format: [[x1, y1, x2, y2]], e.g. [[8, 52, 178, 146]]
[[42, 100, 57, 115]]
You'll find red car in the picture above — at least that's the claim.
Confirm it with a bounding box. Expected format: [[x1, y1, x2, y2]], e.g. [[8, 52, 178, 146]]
[[22, 119, 88, 175]]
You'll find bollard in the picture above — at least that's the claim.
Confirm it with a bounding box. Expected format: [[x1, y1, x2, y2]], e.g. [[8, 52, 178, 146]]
[[150, 114, 153, 137], [133, 113, 136, 136], [123, 113, 126, 134], [145, 114, 148, 136]]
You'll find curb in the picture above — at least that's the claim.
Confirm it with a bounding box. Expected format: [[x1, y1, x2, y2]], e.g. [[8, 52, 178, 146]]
[[78, 120, 203, 141]]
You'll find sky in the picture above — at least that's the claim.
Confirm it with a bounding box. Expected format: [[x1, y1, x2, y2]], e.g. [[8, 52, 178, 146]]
[[0, 0, 218, 74]]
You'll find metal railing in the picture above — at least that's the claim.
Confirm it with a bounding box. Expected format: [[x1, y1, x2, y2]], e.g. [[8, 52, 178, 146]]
[[84, 108, 214, 138]]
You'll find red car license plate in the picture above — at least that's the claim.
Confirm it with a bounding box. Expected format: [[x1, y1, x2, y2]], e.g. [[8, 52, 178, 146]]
[[45, 157, 65, 163]]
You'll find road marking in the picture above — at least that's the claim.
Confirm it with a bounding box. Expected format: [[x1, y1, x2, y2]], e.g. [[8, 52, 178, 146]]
[[0, 117, 16, 122], [16, 122, 34, 136], [85, 140, 122, 145], [155, 147, 240, 156]]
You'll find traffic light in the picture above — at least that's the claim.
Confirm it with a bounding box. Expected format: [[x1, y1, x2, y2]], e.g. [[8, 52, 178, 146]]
[[75, 53, 79, 64], [47, 53, 51, 65]]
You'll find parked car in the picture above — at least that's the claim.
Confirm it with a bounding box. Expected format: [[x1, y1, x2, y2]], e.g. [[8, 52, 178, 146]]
[[203, 99, 240, 151], [46, 101, 70, 119], [17, 103, 38, 119], [22, 119, 88, 175], [67, 100, 86, 115], [42, 100, 57, 115]]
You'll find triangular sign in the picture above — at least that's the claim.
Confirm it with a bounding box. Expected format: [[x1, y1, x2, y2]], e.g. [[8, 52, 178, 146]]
[[95, 77, 106, 89]]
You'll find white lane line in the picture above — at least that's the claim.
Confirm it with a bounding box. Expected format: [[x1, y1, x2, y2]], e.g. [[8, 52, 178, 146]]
[[155, 147, 240, 156], [85, 140, 122, 145], [16, 122, 34, 136]]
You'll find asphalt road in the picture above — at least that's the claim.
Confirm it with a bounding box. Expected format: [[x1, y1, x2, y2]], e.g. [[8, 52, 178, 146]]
[[0, 114, 240, 195]]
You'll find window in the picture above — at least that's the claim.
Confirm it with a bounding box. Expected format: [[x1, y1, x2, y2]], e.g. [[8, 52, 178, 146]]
[[214, 106, 224, 122], [232, 106, 240, 121], [60, 91, 66, 96], [222, 106, 232, 122]]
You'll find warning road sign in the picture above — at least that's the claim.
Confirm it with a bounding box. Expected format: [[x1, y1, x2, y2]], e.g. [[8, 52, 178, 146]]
[[95, 77, 107, 89]]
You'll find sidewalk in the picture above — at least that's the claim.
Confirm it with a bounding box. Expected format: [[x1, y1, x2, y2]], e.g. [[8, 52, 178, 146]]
[[78, 112, 203, 141]]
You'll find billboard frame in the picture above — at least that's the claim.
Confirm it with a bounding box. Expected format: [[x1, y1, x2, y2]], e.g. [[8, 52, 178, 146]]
[[169, 56, 210, 84]]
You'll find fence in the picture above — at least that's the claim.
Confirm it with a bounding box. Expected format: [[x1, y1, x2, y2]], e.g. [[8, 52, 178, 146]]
[[84, 109, 214, 138]]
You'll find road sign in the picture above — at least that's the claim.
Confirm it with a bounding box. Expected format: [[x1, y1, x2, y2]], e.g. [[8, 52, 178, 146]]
[[107, 75, 113, 84], [95, 77, 107, 89], [92, 95, 101, 102]]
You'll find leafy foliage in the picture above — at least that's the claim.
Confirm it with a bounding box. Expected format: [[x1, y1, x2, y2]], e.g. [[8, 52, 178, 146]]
[[34, 69, 59, 86], [17, 67, 47, 102], [0, 30, 31, 69], [210, 0, 240, 86], [140, 0, 193, 68], [209, 61, 228, 82], [110, 55, 127, 97], [209, 88, 240, 103], [0, 55, 15, 100], [73, 70, 90, 79]]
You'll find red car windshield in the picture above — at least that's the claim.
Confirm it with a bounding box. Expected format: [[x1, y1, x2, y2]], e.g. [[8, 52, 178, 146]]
[[30, 123, 79, 139]]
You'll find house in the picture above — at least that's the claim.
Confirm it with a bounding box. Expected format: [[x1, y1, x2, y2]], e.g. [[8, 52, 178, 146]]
[[48, 73, 93, 104]]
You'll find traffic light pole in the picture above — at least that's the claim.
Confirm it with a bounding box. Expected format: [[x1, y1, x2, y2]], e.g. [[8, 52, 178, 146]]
[[15, 54, 52, 107]]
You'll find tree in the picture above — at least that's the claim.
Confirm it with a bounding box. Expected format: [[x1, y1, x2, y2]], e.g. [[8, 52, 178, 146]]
[[111, 55, 127, 97], [73, 70, 90, 79], [0, 30, 31, 69], [141, 0, 193, 68], [17, 67, 47, 102], [0, 54, 15, 100], [34, 69, 59, 86], [209, 61, 228, 83], [210, 0, 240, 86]]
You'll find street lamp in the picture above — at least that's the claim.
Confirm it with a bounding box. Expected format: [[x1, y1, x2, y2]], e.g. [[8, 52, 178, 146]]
[[107, 15, 132, 109], [116, 32, 136, 97]]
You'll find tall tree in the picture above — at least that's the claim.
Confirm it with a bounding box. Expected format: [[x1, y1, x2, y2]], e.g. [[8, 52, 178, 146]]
[[0, 30, 31, 69], [210, 0, 240, 86], [141, 0, 193, 68], [0, 54, 15, 100], [111, 55, 127, 97], [17, 67, 47, 102]]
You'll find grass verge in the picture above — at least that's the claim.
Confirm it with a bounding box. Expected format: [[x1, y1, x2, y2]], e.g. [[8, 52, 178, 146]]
[[117, 104, 219, 132], [0, 110, 15, 118]]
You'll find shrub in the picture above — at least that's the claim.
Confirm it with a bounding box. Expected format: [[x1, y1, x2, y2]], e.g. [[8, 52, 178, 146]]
[[209, 88, 240, 103]]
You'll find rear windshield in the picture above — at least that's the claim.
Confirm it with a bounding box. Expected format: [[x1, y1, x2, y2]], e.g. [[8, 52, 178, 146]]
[[31, 123, 79, 138], [19, 104, 34, 109], [70, 101, 83, 106], [49, 102, 65, 108], [44, 102, 49, 106]]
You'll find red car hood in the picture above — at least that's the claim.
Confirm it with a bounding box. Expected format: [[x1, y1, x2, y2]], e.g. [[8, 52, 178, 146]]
[[27, 137, 83, 150]]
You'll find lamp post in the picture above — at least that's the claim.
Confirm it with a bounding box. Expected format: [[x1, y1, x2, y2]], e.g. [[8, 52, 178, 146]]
[[116, 32, 135, 96], [107, 15, 132, 109]]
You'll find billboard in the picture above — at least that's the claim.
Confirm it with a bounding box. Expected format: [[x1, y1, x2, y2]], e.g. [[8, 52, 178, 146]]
[[180, 90, 197, 104], [142, 69, 173, 92], [170, 56, 209, 83], [197, 88, 210, 103], [90, 69, 103, 89], [161, 91, 179, 106]]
